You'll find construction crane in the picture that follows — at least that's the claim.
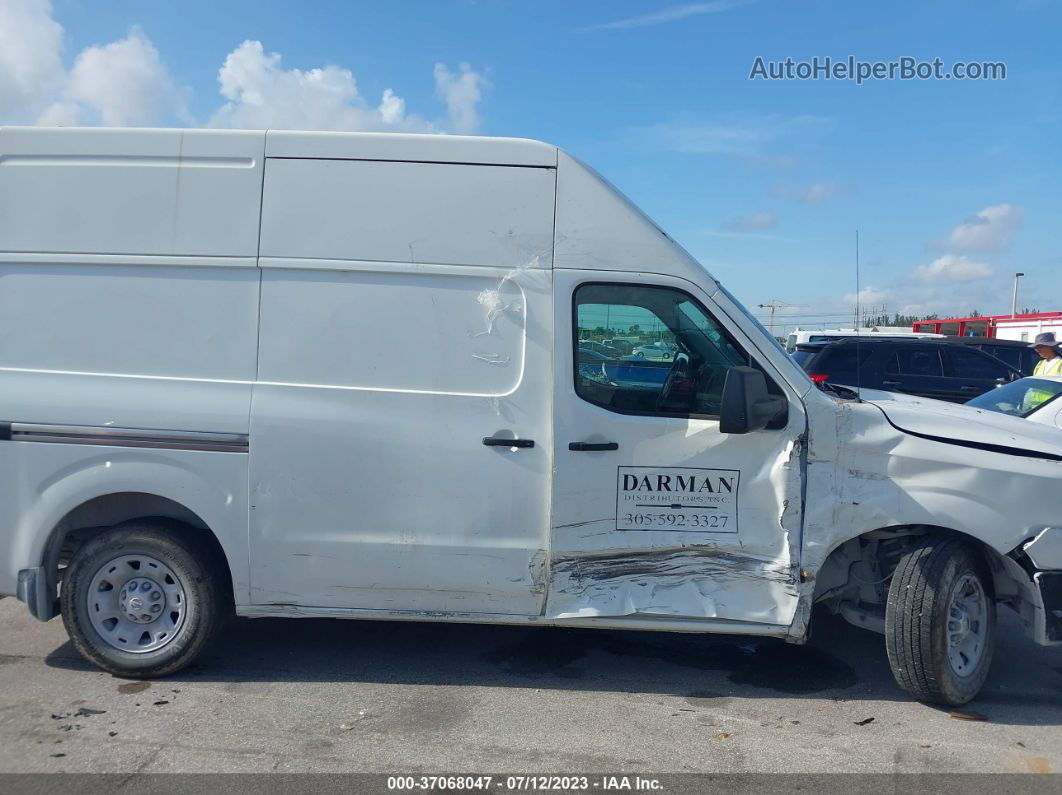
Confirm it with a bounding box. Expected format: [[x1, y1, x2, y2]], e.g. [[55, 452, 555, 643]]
[[757, 300, 806, 338]]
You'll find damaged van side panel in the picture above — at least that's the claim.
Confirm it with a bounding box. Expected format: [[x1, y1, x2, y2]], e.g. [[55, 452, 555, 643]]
[[546, 388, 804, 626], [545, 154, 809, 626]]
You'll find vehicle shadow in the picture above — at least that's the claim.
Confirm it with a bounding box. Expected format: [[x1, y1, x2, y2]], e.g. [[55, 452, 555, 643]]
[[44, 606, 1062, 725]]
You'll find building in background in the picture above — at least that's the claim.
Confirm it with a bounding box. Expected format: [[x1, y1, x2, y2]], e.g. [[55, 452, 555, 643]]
[[912, 312, 1062, 340], [993, 314, 1062, 343]]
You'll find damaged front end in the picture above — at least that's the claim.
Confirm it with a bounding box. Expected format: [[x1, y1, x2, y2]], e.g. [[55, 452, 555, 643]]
[[801, 390, 1062, 648], [1008, 528, 1062, 644]]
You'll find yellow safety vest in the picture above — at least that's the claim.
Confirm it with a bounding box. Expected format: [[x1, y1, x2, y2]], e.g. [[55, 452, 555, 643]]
[[1025, 356, 1062, 411], [1033, 357, 1062, 377]]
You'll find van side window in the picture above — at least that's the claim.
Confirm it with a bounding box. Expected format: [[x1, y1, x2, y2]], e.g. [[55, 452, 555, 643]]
[[573, 283, 748, 417]]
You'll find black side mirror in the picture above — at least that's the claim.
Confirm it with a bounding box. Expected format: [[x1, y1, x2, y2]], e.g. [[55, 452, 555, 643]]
[[719, 367, 788, 434]]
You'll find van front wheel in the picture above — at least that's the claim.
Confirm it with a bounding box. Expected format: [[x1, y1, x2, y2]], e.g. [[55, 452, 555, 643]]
[[885, 538, 995, 705], [60, 523, 225, 677]]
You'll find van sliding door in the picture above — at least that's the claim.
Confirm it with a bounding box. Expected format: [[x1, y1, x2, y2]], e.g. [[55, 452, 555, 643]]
[[247, 156, 556, 615]]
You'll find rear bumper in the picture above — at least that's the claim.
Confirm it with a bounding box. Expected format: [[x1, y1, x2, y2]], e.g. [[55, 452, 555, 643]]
[[15, 567, 58, 622]]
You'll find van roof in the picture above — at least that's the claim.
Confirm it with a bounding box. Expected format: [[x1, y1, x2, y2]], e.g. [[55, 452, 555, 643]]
[[0, 126, 719, 290], [0, 126, 560, 168]]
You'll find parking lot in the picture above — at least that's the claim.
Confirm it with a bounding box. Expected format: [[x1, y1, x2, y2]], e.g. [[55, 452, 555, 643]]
[[0, 596, 1059, 775]]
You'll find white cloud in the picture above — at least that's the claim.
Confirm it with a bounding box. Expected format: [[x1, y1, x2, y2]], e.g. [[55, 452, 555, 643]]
[[634, 114, 833, 160], [433, 62, 487, 135], [825, 204, 1015, 320], [0, 0, 66, 121], [799, 182, 846, 203], [773, 181, 848, 203], [591, 0, 751, 30], [915, 254, 993, 283], [945, 203, 1024, 252], [45, 28, 185, 126], [842, 285, 890, 305], [800, 183, 839, 203], [35, 99, 80, 126], [208, 41, 486, 134], [1, 4, 487, 134], [662, 121, 772, 155], [719, 212, 777, 233], [377, 88, 405, 124], [0, 1, 184, 126], [781, 280, 1002, 336], [821, 204, 1017, 319], [886, 282, 1002, 318], [209, 40, 423, 131], [829, 257, 1004, 323]]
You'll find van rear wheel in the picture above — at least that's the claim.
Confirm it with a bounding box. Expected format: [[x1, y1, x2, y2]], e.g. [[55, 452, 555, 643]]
[[60, 522, 225, 677], [885, 538, 995, 705]]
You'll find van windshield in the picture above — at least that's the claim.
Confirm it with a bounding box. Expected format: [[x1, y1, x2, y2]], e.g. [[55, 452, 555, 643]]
[[965, 378, 1062, 417]]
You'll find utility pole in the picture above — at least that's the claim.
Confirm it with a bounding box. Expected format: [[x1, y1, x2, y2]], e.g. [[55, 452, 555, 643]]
[[1011, 272, 1025, 318], [757, 300, 805, 338]]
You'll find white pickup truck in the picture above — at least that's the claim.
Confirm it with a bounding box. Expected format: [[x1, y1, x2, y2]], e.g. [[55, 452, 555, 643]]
[[0, 126, 1059, 705]]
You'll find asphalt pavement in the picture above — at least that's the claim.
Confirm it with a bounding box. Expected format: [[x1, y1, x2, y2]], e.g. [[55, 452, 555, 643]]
[[0, 595, 1060, 775]]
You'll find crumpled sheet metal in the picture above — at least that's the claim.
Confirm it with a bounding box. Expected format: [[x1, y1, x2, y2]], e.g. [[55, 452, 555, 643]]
[[548, 546, 798, 623]]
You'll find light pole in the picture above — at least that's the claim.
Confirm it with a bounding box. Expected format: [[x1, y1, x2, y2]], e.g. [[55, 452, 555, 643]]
[[1011, 272, 1025, 318]]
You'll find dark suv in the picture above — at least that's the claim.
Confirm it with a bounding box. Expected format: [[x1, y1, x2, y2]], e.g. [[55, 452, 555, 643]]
[[792, 338, 1021, 402], [942, 336, 1040, 376]]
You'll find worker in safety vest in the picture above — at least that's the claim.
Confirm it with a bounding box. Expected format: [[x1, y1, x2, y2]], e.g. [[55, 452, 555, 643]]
[[1032, 332, 1062, 377], [1021, 332, 1062, 412]]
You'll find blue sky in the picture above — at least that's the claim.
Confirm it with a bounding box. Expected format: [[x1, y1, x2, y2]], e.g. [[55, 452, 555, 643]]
[[3, 0, 1059, 332]]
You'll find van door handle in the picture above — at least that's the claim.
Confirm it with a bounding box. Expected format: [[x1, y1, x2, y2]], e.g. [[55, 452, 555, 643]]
[[882, 380, 900, 387], [569, 441, 619, 451], [482, 437, 534, 448]]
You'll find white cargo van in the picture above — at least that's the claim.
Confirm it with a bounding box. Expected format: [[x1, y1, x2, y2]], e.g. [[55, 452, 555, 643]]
[[1, 127, 1059, 706]]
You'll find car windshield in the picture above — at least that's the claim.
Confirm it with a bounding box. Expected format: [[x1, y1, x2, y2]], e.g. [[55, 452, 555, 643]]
[[965, 378, 1062, 417]]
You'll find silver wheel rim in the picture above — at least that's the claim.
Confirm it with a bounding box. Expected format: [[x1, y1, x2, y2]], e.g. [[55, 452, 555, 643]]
[[946, 572, 988, 677], [86, 554, 187, 653]]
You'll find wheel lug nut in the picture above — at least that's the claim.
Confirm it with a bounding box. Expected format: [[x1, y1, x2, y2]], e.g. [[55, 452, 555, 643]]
[[151, 604, 161, 613], [140, 582, 151, 592], [151, 592, 161, 601]]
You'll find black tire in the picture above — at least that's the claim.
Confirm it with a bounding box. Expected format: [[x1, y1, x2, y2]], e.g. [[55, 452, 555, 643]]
[[60, 521, 226, 677], [885, 538, 996, 705]]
